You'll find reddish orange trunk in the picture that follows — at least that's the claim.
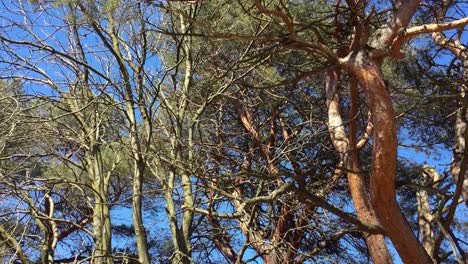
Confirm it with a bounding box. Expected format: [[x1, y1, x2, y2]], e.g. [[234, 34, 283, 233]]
[[326, 70, 392, 264], [341, 50, 433, 264], [349, 78, 393, 264]]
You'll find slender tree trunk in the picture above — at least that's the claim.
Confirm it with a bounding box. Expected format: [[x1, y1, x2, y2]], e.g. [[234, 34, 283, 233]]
[[450, 78, 468, 204], [340, 50, 433, 264], [433, 0, 468, 206], [89, 150, 113, 264], [39, 194, 59, 264], [171, 10, 195, 261], [92, 186, 113, 264], [417, 165, 438, 260], [164, 142, 191, 264], [132, 159, 151, 264], [127, 107, 151, 264], [431, 32, 468, 261], [181, 127, 194, 256]]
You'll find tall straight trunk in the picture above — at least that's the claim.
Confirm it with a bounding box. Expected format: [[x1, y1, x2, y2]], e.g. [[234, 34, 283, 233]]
[[326, 70, 392, 264], [64, 12, 115, 263], [92, 182, 113, 264], [128, 107, 151, 264], [100, 3, 152, 261], [165, 168, 191, 264], [172, 9, 195, 261], [340, 50, 433, 264], [87, 143, 113, 264], [181, 127, 194, 258], [132, 159, 150, 264], [159, 122, 194, 264], [181, 170, 194, 254], [162, 135, 191, 264]]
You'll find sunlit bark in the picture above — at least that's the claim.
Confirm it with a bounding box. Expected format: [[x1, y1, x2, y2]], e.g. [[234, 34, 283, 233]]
[[340, 50, 433, 264], [326, 70, 392, 264]]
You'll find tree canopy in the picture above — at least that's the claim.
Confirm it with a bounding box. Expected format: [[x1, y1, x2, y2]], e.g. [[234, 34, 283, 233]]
[[0, 0, 467, 263]]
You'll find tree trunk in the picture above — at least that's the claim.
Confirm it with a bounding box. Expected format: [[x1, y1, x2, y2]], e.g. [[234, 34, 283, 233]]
[[340, 50, 433, 264], [417, 165, 438, 260], [431, 32, 468, 261], [123, 90, 151, 264], [450, 79, 468, 204], [132, 159, 151, 264], [90, 151, 113, 264], [164, 160, 191, 264], [92, 189, 113, 264], [326, 70, 392, 264]]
